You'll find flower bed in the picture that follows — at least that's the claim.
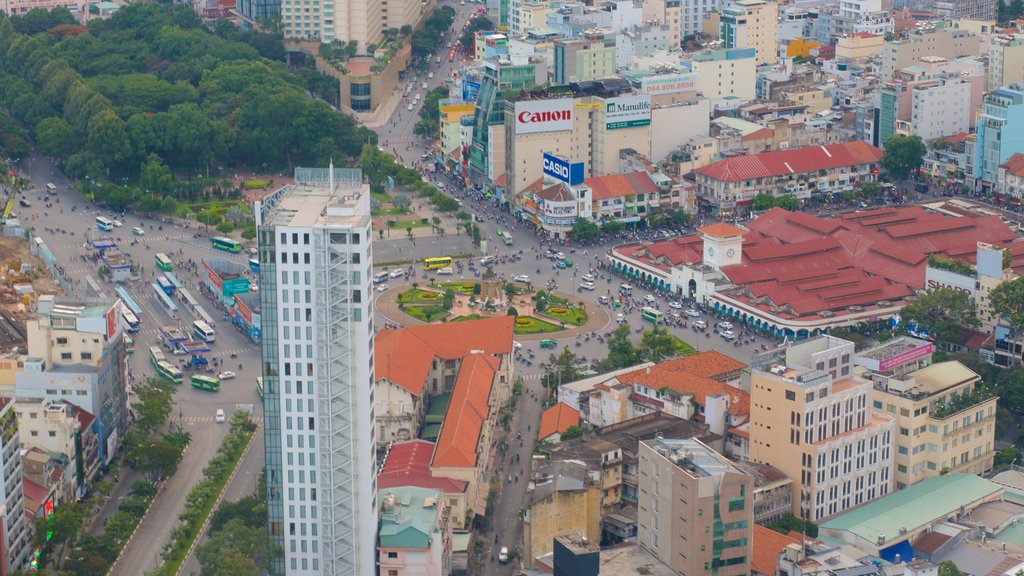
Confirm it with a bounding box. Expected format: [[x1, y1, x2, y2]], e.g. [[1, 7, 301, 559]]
[[403, 305, 449, 323], [540, 305, 588, 326], [513, 316, 564, 335], [398, 288, 443, 303]]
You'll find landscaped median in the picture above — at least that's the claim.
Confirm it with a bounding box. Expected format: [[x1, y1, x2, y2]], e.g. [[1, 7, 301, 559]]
[[146, 413, 258, 576]]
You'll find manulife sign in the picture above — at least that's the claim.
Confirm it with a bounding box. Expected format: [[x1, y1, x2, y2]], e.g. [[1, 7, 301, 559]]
[[605, 95, 651, 130]]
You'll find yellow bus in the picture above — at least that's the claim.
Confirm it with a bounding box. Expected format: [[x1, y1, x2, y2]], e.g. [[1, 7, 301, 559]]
[[423, 256, 453, 271]]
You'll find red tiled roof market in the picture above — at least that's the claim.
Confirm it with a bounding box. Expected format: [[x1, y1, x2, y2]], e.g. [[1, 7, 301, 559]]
[[695, 142, 883, 182], [585, 171, 658, 200], [432, 354, 501, 468]]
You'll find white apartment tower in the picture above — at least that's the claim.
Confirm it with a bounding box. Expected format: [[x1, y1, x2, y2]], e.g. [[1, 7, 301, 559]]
[[282, 0, 382, 50], [257, 166, 377, 576]]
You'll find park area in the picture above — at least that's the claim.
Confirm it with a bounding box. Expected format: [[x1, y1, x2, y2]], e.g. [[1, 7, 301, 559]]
[[394, 282, 590, 335]]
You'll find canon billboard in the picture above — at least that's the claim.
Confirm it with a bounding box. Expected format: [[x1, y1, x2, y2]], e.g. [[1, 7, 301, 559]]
[[514, 99, 573, 135]]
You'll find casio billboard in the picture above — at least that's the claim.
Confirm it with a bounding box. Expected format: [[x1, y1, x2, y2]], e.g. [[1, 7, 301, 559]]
[[543, 152, 585, 185], [514, 99, 573, 134]]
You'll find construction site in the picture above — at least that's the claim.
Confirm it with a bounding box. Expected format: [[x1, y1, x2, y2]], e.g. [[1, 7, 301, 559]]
[[0, 235, 63, 353]]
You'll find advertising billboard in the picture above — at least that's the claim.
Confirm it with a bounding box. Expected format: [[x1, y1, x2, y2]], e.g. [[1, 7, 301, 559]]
[[463, 81, 481, 103], [543, 153, 585, 185], [878, 343, 934, 372], [105, 303, 119, 340], [924, 267, 975, 296], [605, 95, 651, 130], [514, 99, 573, 134], [641, 73, 698, 96]]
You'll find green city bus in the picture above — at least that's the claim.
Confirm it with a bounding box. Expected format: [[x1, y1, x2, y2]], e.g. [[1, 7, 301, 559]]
[[191, 374, 221, 392], [256, 377, 264, 400], [124, 334, 134, 355], [149, 346, 166, 368], [423, 256, 453, 271], [211, 237, 242, 253], [154, 360, 183, 385], [640, 306, 662, 324], [155, 253, 173, 271]]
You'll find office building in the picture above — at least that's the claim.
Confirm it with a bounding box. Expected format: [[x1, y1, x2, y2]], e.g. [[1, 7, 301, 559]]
[[687, 47, 758, 100], [15, 296, 127, 465], [880, 28, 980, 79], [237, 0, 280, 27], [638, 437, 753, 576], [720, 0, 778, 65], [468, 58, 547, 186], [932, 0, 997, 21], [281, 0, 381, 49], [989, 35, 1024, 91], [969, 84, 1024, 192], [553, 36, 617, 85], [257, 167, 376, 576], [0, 398, 29, 575], [908, 78, 971, 141], [750, 336, 895, 522], [855, 338, 996, 489], [641, 0, 686, 47]]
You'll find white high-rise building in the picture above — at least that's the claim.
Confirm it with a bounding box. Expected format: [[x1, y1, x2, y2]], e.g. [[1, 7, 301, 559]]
[[257, 166, 376, 576], [281, 0, 382, 50]]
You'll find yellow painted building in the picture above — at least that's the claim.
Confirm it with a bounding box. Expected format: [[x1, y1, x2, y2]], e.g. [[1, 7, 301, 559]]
[[440, 101, 475, 156], [855, 338, 996, 489], [836, 33, 885, 60], [523, 460, 601, 568], [783, 37, 822, 59]]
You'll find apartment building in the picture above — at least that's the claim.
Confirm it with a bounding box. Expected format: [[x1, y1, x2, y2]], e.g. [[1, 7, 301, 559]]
[[377, 487, 452, 576], [0, 398, 30, 576], [15, 296, 127, 465], [998, 153, 1024, 202], [750, 337, 895, 522], [969, 84, 1024, 192], [932, 0, 997, 21], [553, 36, 617, 85], [907, 78, 971, 141], [687, 47, 757, 100], [855, 338, 996, 489], [720, 0, 778, 65], [638, 437, 753, 576], [523, 460, 601, 568], [15, 399, 99, 499], [281, 0, 381, 48], [880, 28, 981, 79], [641, 0, 685, 47], [256, 166, 376, 576], [989, 35, 1024, 91]]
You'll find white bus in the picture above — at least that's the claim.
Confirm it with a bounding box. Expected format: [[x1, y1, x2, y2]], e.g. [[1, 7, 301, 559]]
[[95, 217, 114, 232], [192, 320, 216, 343], [45, 183, 57, 194]]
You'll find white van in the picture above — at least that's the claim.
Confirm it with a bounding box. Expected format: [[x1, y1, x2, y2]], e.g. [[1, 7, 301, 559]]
[[480, 255, 496, 266], [437, 267, 454, 275], [373, 272, 389, 284]]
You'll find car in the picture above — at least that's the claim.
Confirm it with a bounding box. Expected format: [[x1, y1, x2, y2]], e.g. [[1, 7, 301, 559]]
[[218, 371, 236, 380], [480, 255, 495, 266], [693, 320, 707, 329], [407, 104, 414, 111], [428, 72, 434, 79], [215, 409, 226, 423], [582, 273, 595, 282], [555, 252, 565, 259], [668, 301, 683, 309], [437, 267, 454, 275], [436, 181, 446, 190], [579, 281, 595, 290], [598, 295, 609, 304], [132, 226, 145, 236], [422, 82, 428, 89], [720, 330, 735, 340], [513, 274, 530, 283], [717, 321, 733, 330], [172, 348, 186, 356], [390, 268, 405, 278], [436, 57, 442, 63], [513, 341, 523, 350], [616, 313, 626, 324], [644, 294, 656, 304], [685, 309, 701, 317], [498, 547, 509, 563], [619, 283, 633, 293], [554, 261, 567, 269], [376, 283, 389, 292], [112, 219, 123, 227], [18, 199, 30, 208]]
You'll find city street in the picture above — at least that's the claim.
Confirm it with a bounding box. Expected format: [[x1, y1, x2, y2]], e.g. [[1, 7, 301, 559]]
[[12, 154, 264, 575]]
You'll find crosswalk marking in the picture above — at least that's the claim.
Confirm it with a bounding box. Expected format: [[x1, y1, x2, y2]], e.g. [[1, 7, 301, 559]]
[[520, 373, 544, 381]]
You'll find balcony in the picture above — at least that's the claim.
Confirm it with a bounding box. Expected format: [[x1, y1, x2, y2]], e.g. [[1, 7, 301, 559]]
[[931, 386, 996, 420]]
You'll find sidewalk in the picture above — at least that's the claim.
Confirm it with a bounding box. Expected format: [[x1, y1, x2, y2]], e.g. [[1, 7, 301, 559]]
[[86, 467, 144, 537]]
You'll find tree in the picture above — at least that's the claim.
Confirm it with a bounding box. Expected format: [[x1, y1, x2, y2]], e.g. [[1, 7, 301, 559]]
[[775, 194, 800, 211], [196, 518, 274, 575], [543, 346, 581, 391], [899, 287, 979, 343], [859, 182, 880, 197], [937, 561, 965, 576], [768, 512, 818, 537], [572, 218, 600, 240], [881, 134, 927, 180], [406, 225, 413, 238], [139, 153, 173, 195], [392, 194, 412, 211], [640, 326, 678, 361], [460, 15, 494, 48], [995, 446, 1020, 469], [990, 277, 1024, 332], [560, 425, 583, 441], [442, 289, 455, 310], [35, 116, 76, 158], [599, 323, 641, 371], [752, 193, 776, 212], [601, 220, 624, 235]]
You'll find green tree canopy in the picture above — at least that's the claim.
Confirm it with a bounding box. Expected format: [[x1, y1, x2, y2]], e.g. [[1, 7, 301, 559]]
[[990, 277, 1024, 332], [881, 134, 927, 180], [572, 218, 600, 240], [640, 326, 678, 361], [900, 287, 979, 343], [599, 323, 641, 371]]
